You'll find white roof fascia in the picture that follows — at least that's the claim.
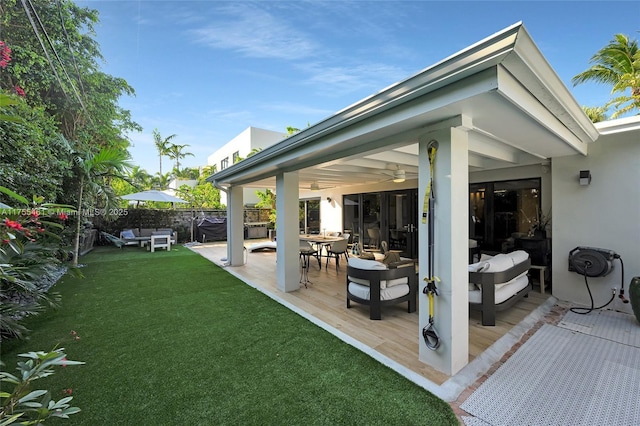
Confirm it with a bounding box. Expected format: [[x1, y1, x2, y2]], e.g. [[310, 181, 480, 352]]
[[496, 65, 589, 156], [596, 115, 640, 135], [505, 25, 599, 143]]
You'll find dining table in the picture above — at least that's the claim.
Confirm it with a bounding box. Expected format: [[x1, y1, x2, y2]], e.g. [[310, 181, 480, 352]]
[[299, 234, 344, 268]]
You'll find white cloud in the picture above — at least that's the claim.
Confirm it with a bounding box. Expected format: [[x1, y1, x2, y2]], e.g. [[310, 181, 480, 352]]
[[298, 61, 410, 96], [190, 4, 317, 60]]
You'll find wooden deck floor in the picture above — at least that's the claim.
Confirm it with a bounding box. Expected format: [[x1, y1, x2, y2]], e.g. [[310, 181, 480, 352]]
[[190, 242, 550, 386]]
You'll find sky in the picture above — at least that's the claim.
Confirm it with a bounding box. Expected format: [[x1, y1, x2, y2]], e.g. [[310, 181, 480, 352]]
[[75, 1, 640, 175]]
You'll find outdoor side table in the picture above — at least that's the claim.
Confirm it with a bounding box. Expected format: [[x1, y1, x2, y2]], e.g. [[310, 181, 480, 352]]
[[150, 234, 171, 252]]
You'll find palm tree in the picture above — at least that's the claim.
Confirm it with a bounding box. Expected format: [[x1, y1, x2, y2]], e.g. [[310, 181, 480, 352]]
[[152, 129, 177, 176], [151, 172, 171, 190], [166, 143, 194, 174], [72, 147, 132, 266], [582, 106, 608, 123], [572, 33, 640, 119], [128, 165, 152, 189]]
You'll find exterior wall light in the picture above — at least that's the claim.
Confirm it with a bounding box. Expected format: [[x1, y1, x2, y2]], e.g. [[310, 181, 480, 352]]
[[579, 170, 591, 186]]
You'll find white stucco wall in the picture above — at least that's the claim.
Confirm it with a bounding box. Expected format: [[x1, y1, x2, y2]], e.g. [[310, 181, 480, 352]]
[[208, 127, 286, 206], [551, 125, 640, 314]]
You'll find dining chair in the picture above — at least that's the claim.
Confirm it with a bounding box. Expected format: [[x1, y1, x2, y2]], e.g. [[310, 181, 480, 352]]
[[367, 227, 380, 250], [325, 237, 349, 271]]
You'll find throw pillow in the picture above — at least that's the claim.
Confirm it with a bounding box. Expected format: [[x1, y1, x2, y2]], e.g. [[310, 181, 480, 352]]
[[382, 251, 401, 266], [121, 229, 136, 239]]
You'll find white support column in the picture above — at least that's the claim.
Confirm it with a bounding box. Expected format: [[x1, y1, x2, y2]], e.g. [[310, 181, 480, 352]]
[[276, 171, 300, 292], [227, 185, 245, 266], [418, 126, 469, 376]]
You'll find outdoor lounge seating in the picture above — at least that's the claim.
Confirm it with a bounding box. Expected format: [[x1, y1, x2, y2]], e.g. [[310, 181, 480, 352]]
[[119, 228, 177, 247], [468, 250, 532, 326], [101, 231, 127, 248], [346, 257, 417, 320]]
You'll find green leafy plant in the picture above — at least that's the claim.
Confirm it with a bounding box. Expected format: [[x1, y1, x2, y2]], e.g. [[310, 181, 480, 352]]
[[255, 189, 276, 228], [0, 186, 76, 340], [0, 348, 83, 424]]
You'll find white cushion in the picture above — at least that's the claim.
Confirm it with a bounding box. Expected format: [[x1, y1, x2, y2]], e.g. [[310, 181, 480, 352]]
[[348, 282, 410, 301], [347, 257, 407, 289], [348, 257, 387, 270], [475, 250, 529, 273], [468, 274, 529, 304], [348, 276, 408, 290]]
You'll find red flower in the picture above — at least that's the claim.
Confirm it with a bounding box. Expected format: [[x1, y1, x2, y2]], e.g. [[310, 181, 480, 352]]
[[0, 40, 11, 69], [59, 212, 69, 220], [62, 388, 73, 395], [14, 86, 25, 97], [3, 219, 24, 231], [30, 210, 40, 218]]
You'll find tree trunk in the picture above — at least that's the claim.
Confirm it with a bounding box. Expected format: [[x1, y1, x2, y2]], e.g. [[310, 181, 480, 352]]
[[72, 176, 84, 267]]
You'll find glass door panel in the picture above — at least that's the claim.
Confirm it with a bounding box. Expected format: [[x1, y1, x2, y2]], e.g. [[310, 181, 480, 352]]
[[362, 193, 381, 249], [299, 199, 320, 234], [386, 189, 418, 259]]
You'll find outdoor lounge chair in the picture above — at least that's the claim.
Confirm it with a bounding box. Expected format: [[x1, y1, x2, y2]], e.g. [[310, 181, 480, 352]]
[[468, 250, 532, 326], [101, 231, 127, 249], [346, 257, 417, 320]]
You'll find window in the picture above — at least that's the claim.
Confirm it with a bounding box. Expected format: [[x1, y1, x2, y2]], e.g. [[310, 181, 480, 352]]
[[470, 178, 541, 251], [299, 199, 320, 234], [221, 157, 229, 170], [232, 151, 240, 163]]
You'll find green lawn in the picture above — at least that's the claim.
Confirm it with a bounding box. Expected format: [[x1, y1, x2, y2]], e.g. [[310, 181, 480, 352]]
[[1, 245, 457, 425]]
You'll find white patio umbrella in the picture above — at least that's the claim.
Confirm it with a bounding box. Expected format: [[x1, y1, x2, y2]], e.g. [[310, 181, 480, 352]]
[[120, 190, 188, 204]]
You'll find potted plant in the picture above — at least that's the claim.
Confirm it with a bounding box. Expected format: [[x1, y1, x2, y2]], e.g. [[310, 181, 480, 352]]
[[530, 208, 551, 238]]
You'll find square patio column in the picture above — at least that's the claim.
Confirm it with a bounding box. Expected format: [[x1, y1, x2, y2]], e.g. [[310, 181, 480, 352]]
[[276, 171, 301, 292], [418, 126, 469, 375], [227, 185, 245, 266]]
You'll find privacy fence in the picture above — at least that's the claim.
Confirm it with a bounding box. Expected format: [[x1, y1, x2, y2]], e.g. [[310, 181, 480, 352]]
[[92, 208, 272, 243]]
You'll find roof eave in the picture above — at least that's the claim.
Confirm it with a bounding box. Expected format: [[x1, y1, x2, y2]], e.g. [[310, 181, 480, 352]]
[[208, 22, 525, 186]]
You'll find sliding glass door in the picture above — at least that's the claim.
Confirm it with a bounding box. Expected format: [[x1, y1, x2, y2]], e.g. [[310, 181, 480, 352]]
[[299, 198, 320, 234], [470, 178, 541, 251], [343, 189, 418, 259]]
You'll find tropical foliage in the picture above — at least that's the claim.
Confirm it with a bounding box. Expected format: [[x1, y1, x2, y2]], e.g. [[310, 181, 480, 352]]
[[0, 1, 139, 340], [152, 129, 176, 178], [255, 189, 277, 227], [0, 348, 83, 424], [0, 186, 75, 340], [573, 33, 640, 119]]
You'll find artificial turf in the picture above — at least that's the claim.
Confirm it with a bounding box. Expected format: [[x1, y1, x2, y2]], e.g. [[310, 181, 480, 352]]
[[1, 245, 457, 425]]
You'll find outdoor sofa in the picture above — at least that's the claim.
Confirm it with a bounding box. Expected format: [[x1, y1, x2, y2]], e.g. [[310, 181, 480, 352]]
[[119, 228, 177, 247], [346, 256, 418, 320], [468, 250, 532, 326]]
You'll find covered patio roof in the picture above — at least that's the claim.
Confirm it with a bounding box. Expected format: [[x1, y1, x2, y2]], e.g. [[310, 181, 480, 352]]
[[208, 22, 598, 191]]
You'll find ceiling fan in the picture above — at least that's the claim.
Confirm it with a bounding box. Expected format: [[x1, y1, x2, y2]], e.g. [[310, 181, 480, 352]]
[[309, 181, 334, 191], [380, 165, 418, 183]]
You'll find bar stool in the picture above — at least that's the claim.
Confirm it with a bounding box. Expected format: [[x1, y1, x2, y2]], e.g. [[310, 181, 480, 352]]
[[299, 241, 317, 288]]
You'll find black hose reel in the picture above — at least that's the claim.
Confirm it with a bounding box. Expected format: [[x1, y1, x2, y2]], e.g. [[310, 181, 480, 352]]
[[568, 246, 627, 314], [568, 246, 616, 278]]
